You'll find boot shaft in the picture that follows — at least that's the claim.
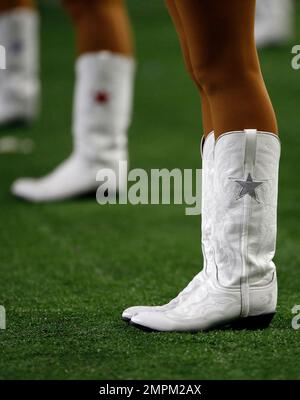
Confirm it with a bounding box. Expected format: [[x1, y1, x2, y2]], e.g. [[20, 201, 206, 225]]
[[73, 51, 135, 166], [213, 130, 280, 291]]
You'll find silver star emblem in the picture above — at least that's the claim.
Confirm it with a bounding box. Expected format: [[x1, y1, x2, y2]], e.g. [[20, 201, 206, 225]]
[[234, 173, 263, 201]]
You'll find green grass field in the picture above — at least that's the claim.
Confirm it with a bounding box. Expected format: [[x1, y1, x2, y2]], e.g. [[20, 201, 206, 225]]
[[0, 1, 300, 380]]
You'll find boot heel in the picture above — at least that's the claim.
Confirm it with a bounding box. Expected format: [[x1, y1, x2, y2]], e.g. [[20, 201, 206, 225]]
[[231, 313, 275, 330]]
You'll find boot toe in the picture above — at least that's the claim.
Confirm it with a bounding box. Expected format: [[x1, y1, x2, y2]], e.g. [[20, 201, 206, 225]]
[[122, 306, 158, 322], [11, 178, 41, 202], [130, 311, 175, 332]]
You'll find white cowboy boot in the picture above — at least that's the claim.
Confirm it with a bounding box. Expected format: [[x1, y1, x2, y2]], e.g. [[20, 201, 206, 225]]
[[255, 0, 293, 48], [130, 130, 280, 331], [11, 51, 135, 202], [0, 8, 39, 125], [122, 132, 215, 321]]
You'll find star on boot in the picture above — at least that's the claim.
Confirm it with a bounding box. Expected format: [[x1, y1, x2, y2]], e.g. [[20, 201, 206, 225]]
[[235, 173, 263, 201]]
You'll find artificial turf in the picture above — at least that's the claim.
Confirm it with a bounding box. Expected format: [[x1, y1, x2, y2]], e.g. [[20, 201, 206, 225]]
[[0, 1, 300, 380]]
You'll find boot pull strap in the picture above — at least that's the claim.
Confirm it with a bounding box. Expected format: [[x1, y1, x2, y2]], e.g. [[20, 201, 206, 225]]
[[244, 129, 257, 173], [200, 131, 214, 159], [200, 136, 205, 158]]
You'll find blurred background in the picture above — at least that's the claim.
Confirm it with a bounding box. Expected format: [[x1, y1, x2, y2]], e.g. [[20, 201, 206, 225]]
[[0, 0, 299, 380]]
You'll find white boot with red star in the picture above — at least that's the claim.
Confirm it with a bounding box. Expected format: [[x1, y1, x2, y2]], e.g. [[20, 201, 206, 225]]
[[11, 51, 135, 202]]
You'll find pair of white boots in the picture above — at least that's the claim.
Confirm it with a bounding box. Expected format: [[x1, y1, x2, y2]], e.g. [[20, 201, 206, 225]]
[[123, 130, 280, 332], [1, 8, 134, 201], [3, 9, 281, 333]]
